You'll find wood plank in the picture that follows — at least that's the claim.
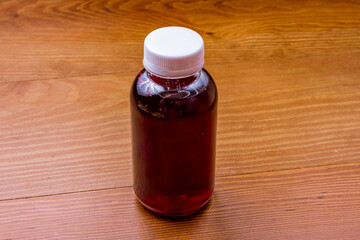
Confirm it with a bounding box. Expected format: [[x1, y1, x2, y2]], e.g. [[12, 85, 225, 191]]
[[0, 75, 132, 200], [215, 53, 360, 175], [0, 163, 359, 239], [1, 52, 360, 200], [1, 0, 360, 82], [0, 100, 132, 200]]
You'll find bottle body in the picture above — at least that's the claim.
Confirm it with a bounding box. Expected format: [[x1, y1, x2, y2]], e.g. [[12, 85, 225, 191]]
[[130, 69, 217, 216]]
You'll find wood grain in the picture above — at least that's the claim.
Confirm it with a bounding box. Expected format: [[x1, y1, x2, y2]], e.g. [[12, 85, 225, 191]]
[[1, 0, 360, 82], [1, 163, 359, 239], [0, 0, 360, 238]]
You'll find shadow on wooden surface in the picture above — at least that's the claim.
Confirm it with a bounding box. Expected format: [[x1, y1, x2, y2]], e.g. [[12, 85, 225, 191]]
[[132, 190, 237, 239]]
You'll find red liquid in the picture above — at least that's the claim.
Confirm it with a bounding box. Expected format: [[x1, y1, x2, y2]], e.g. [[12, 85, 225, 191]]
[[130, 69, 217, 217]]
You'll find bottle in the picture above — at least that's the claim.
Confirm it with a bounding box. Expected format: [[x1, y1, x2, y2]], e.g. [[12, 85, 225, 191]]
[[130, 26, 217, 217]]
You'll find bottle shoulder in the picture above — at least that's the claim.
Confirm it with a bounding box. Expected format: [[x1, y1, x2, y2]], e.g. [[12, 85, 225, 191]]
[[130, 69, 217, 119], [132, 69, 215, 97]]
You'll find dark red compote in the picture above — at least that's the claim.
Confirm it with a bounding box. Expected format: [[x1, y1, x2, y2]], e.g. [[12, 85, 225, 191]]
[[130, 69, 217, 216]]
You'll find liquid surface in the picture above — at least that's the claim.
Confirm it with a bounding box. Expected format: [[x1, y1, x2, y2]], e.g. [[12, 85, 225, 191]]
[[130, 69, 217, 216]]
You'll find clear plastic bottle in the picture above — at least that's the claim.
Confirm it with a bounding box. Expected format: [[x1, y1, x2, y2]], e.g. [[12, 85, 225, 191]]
[[130, 27, 217, 217]]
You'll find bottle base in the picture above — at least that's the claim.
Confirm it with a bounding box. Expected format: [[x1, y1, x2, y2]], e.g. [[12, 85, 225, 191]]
[[136, 195, 212, 217]]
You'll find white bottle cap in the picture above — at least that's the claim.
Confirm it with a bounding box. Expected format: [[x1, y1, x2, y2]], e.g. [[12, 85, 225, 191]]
[[143, 26, 204, 78]]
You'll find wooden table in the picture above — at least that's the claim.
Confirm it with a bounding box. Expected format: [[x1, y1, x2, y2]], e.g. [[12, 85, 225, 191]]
[[1, 0, 360, 239]]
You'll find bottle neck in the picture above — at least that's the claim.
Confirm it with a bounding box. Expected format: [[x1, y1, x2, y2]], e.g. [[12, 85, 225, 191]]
[[147, 70, 201, 89]]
